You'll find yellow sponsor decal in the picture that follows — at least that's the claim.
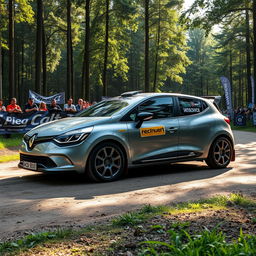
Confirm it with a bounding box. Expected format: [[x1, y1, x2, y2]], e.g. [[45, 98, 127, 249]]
[[140, 126, 166, 137]]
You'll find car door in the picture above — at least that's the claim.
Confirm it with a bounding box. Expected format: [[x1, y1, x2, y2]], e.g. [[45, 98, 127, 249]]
[[177, 97, 212, 157], [126, 96, 179, 164]]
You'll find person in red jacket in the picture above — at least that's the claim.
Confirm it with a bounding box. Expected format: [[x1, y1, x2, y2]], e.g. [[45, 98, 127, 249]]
[[6, 98, 22, 113]]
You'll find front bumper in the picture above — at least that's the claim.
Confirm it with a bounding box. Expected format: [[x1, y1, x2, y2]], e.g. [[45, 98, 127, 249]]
[[19, 139, 90, 173]]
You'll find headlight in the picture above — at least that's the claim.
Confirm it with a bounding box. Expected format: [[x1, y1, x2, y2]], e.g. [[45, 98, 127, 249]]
[[53, 127, 93, 145]]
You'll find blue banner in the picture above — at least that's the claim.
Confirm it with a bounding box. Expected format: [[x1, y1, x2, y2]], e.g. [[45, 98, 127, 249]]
[[220, 76, 233, 119], [0, 111, 69, 134], [29, 90, 65, 104], [234, 114, 246, 127], [253, 112, 256, 126]]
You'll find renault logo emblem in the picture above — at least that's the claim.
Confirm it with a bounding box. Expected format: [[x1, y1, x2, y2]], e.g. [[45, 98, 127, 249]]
[[28, 134, 37, 149]]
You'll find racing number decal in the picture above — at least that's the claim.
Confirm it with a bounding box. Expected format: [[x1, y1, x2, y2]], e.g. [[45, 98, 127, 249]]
[[140, 126, 166, 137]]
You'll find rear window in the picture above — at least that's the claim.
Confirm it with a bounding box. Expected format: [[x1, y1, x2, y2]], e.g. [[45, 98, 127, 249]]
[[178, 98, 208, 116]]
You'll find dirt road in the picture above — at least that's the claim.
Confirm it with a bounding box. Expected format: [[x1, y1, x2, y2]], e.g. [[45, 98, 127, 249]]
[[0, 130, 255, 241]]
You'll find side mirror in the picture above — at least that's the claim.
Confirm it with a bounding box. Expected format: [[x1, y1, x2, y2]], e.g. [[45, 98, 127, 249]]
[[136, 112, 153, 128]]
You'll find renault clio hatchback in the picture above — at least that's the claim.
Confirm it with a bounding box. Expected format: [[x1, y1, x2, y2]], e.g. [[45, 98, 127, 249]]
[[19, 92, 235, 182]]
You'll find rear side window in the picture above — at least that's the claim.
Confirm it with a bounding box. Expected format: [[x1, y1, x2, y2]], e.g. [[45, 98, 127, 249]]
[[178, 98, 208, 116]]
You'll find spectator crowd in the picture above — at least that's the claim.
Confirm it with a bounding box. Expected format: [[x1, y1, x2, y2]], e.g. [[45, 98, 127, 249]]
[[233, 105, 256, 121], [0, 97, 95, 114]]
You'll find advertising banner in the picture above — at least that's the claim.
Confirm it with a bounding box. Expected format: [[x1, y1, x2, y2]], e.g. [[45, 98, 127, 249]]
[[220, 76, 233, 119], [234, 114, 246, 126], [253, 112, 256, 126], [29, 90, 65, 104], [0, 111, 67, 134], [251, 76, 255, 105]]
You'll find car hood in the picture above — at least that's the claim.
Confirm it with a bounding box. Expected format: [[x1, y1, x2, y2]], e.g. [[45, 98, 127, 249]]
[[26, 117, 112, 137]]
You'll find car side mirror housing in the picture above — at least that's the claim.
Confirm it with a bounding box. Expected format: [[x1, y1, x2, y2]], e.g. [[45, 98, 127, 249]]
[[136, 112, 153, 128]]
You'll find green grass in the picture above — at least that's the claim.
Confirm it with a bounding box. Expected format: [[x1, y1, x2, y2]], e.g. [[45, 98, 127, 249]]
[[140, 229, 256, 256], [0, 135, 23, 149], [1, 194, 256, 256], [0, 230, 73, 256], [0, 154, 20, 163], [231, 121, 256, 133], [112, 194, 256, 227]]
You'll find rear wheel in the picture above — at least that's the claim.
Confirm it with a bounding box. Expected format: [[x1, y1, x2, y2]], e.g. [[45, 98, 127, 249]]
[[206, 137, 233, 169], [87, 142, 126, 182]]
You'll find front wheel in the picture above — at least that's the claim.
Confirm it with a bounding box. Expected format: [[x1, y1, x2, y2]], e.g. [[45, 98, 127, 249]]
[[87, 142, 126, 182], [206, 137, 233, 169]]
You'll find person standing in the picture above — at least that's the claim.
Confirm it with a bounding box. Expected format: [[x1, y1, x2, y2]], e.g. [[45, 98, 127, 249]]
[[39, 102, 48, 111], [0, 99, 6, 112], [64, 98, 76, 113], [24, 98, 38, 113], [6, 98, 22, 113], [76, 98, 84, 112], [48, 99, 62, 112]]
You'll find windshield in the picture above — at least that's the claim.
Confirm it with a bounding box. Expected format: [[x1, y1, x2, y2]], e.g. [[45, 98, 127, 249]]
[[77, 100, 129, 117]]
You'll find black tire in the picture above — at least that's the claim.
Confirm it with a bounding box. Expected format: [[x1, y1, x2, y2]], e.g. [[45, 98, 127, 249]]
[[206, 137, 233, 169], [87, 142, 127, 182]]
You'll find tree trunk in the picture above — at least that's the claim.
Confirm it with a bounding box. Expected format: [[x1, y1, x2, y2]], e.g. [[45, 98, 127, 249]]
[[102, 0, 109, 97], [82, 0, 90, 100], [0, 2, 2, 100], [35, 0, 43, 94], [245, 9, 252, 103], [9, 0, 15, 99], [238, 50, 242, 107], [253, 0, 256, 104], [153, 0, 161, 92], [42, 21, 47, 96], [21, 39, 25, 105], [229, 47, 233, 107], [144, 0, 150, 92], [67, 0, 74, 98], [16, 42, 20, 103]]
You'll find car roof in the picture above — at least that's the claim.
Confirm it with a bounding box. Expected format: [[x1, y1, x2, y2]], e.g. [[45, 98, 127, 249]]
[[110, 92, 212, 103]]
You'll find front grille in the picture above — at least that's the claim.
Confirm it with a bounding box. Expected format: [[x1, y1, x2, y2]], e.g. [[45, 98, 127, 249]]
[[20, 154, 57, 169]]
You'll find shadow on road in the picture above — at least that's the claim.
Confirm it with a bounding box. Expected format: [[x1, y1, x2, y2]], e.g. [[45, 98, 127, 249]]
[[0, 161, 231, 201]]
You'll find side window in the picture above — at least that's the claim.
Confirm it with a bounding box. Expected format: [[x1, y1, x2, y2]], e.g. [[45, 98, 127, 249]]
[[128, 97, 174, 120], [178, 98, 208, 116]]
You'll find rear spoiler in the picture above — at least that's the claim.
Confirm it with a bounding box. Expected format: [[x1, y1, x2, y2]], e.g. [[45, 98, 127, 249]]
[[201, 96, 222, 106]]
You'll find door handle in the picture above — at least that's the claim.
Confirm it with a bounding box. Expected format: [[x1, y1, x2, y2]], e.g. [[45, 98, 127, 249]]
[[167, 127, 178, 133]]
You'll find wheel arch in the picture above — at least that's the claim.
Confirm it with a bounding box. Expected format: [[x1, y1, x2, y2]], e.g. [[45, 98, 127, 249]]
[[208, 133, 235, 161], [86, 138, 129, 170]]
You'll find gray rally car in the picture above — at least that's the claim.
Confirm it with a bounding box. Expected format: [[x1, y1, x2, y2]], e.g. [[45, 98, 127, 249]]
[[19, 91, 235, 182]]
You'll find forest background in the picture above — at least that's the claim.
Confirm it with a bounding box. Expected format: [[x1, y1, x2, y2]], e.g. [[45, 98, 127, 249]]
[[0, 0, 256, 108]]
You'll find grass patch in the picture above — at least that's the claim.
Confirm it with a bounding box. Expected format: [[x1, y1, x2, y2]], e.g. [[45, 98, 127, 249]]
[[1, 193, 256, 256], [231, 122, 256, 133], [0, 154, 20, 163], [112, 194, 256, 227], [140, 229, 256, 255], [0, 135, 23, 149], [0, 229, 73, 256]]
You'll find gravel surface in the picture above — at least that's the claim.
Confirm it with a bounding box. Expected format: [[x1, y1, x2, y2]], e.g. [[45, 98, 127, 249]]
[[0, 130, 255, 242]]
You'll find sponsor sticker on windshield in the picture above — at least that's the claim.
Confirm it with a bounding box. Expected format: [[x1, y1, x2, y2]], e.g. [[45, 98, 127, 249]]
[[140, 126, 165, 137]]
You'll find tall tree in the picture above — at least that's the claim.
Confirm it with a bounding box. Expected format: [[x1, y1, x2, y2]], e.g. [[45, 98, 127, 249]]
[[253, 0, 256, 102], [35, 0, 43, 94], [8, 0, 15, 99], [144, 0, 149, 92], [82, 0, 90, 100], [182, 0, 256, 103], [245, 9, 252, 102], [67, 0, 74, 98], [0, 0, 2, 99], [102, 0, 109, 96]]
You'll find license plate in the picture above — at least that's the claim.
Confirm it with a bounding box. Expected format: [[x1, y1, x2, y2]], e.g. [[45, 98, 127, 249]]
[[22, 161, 37, 171]]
